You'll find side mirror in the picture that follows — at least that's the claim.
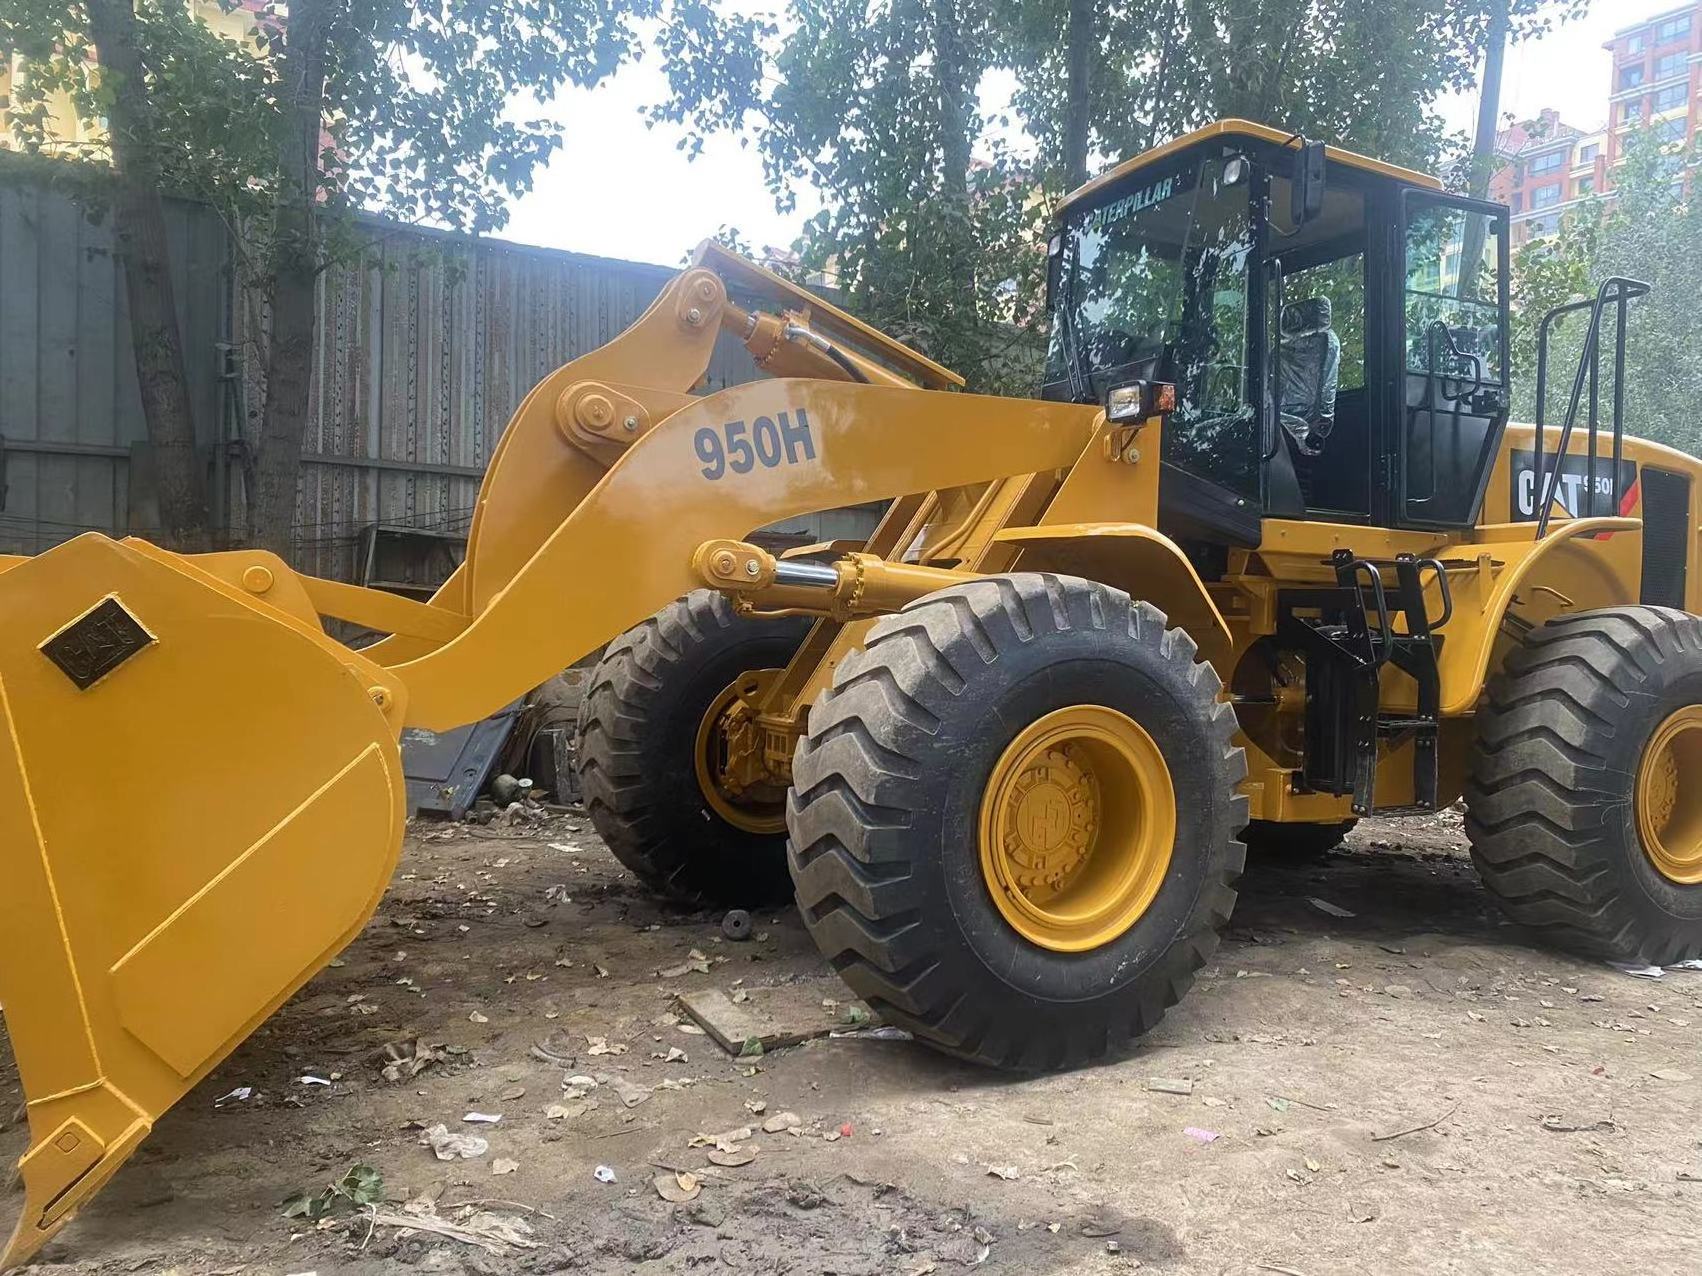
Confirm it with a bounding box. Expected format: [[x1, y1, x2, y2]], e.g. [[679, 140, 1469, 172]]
[[1291, 140, 1326, 225]]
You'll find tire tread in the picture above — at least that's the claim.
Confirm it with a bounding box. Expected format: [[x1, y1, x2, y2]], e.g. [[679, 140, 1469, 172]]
[[1466, 605, 1702, 963], [787, 572, 1247, 1069]]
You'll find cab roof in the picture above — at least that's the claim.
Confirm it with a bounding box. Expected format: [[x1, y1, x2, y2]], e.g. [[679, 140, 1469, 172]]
[[1054, 119, 1443, 220]]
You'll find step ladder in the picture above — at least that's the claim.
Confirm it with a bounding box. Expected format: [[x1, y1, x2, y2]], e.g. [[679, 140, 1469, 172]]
[[1275, 549, 1453, 816]]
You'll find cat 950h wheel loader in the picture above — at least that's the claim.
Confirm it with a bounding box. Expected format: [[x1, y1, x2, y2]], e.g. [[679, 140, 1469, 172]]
[[3, 119, 1702, 1265]]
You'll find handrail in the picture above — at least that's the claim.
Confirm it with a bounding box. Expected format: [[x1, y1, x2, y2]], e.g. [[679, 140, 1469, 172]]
[[1533, 296, 1592, 521], [1533, 277, 1650, 538], [1263, 256, 1286, 462]]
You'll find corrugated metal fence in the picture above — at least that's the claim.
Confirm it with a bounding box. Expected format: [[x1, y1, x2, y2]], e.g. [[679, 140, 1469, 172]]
[[0, 162, 873, 580], [279, 228, 772, 580], [0, 168, 228, 552]]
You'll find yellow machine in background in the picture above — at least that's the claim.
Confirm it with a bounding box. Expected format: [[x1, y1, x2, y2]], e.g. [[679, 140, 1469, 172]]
[[1, 121, 1701, 1266]]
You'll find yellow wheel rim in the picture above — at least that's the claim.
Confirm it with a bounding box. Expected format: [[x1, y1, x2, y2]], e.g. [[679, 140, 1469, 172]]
[[1637, 705, 1702, 885], [694, 675, 787, 836], [977, 705, 1177, 953]]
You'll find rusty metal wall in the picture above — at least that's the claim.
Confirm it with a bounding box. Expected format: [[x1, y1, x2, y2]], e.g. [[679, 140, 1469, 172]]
[[0, 168, 228, 553]]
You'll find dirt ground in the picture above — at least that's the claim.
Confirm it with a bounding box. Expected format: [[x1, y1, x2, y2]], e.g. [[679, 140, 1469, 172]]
[[4, 808, 1701, 1276]]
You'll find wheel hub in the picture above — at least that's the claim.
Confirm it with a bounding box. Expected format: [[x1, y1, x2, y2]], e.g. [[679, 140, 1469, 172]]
[[979, 705, 1177, 952], [1638, 705, 1702, 885], [694, 672, 788, 836], [1001, 746, 1097, 893]]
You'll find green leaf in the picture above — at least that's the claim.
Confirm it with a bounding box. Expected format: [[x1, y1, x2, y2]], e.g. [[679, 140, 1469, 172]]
[[280, 1162, 384, 1220], [336, 1163, 385, 1207], [279, 1191, 319, 1220]]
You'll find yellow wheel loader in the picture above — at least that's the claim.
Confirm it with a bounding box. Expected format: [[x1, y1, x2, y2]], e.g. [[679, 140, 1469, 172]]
[[2, 119, 1701, 1264]]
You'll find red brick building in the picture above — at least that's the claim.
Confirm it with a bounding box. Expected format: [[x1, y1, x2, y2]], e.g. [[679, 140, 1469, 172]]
[[1602, 4, 1701, 194], [1490, 108, 1607, 245], [1491, 3, 1701, 245]]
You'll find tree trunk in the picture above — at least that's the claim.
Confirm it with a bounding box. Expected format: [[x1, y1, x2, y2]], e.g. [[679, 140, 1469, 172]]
[[1144, 0, 1181, 150], [1062, 0, 1095, 190], [932, 0, 973, 221], [1255, 2, 1304, 121], [251, 0, 336, 559], [84, 0, 209, 550], [929, 0, 980, 353]]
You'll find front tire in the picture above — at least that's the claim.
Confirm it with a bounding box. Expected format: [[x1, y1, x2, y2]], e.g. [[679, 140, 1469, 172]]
[[1466, 607, 1702, 963], [577, 591, 810, 907], [787, 573, 1246, 1070]]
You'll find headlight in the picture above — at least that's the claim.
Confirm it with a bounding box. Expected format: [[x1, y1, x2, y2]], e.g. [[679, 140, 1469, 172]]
[[1105, 381, 1177, 423]]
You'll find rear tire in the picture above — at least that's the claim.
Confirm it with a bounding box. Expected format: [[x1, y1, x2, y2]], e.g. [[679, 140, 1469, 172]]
[[1465, 607, 1702, 963], [787, 573, 1246, 1070], [577, 591, 810, 907], [1242, 819, 1357, 859]]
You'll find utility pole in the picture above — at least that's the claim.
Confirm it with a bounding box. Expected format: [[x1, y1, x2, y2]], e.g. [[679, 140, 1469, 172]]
[[1458, 0, 1510, 306], [1470, 0, 1511, 200]]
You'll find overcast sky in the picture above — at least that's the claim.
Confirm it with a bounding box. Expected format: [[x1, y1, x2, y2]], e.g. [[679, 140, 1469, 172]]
[[1436, 0, 1679, 135], [504, 0, 1682, 268]]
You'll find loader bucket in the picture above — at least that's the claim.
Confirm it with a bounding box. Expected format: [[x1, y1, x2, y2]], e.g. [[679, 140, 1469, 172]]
[[0, 534, 406, 1268]]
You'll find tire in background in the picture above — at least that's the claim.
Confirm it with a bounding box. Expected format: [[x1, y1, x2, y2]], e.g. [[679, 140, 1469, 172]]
[[1466, 606, 1702, 963], [787, 573, 1246, 1070], [578, 590, 810, 907]]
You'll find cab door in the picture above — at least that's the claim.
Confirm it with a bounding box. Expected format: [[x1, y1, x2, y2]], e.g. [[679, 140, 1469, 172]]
[[1393, 191, 1511, 528]]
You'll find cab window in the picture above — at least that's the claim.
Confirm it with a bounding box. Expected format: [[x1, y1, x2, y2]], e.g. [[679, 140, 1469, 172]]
[[1045, 156, 1260, 502], [1284, 254, 1365, 389], [1398, 194, 1510, 528], [1272, 250, 1369, 516], [1404, 205, 1505, 384]]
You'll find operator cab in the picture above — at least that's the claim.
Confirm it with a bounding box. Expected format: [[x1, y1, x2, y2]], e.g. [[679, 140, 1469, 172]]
[[1043, 120, 1511, 551]]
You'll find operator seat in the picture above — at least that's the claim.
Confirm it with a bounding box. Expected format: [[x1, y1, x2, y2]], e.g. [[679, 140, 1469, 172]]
[[1277, 297, 1341, 454], [1266, 296, 1342, 516]]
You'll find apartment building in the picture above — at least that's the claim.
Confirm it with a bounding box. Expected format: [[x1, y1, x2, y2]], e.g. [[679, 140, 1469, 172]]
[[1490, 108, 1607, 244], [1603, 4, 1701, 186], [1492, 4, 1700, 244]]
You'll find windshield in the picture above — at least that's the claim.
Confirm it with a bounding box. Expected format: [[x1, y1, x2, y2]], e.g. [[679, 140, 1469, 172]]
[[1045, 155, 1259, 497]]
